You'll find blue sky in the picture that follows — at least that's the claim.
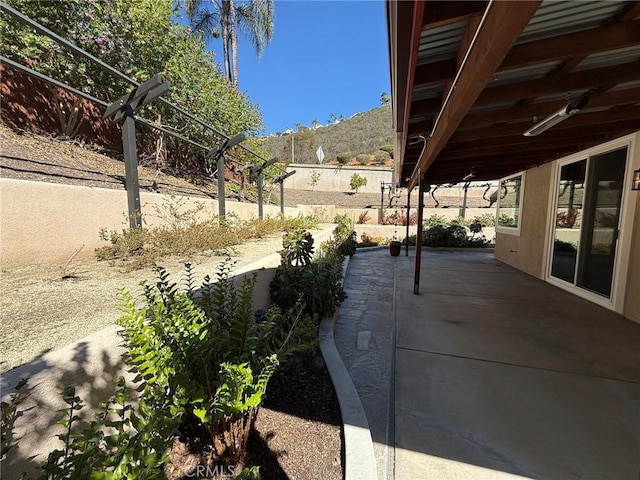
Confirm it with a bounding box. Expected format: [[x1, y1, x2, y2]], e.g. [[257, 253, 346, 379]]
[[197, 1, 390, 135]]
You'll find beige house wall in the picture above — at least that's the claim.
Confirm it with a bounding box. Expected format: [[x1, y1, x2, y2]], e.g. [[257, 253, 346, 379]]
[[0, 178, 301, 268], [495, 132, 640, 324], [494, 163, 553, 279]]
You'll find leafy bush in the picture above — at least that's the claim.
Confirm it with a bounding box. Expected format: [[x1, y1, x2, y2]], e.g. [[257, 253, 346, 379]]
[[423, 224, 490, 248], [42, 378, 175, 479], [473, 213, 496, 227], [1, 379, 29, 463], [498, 214, 517, 227], [423, 214, 449, 228], [380, 144, 394, 157], [270, 230, 347, 319], [336, 152, 352, 164], [349, 173, 368, 194], [374, 150, 391, 164], [355, 154, 371, 165], [116, 261, 306, 471], [309, 171, 321, 190], [36, 261, 300, 478], [328, 214, 357, 257], [450, 216, 470, 227]]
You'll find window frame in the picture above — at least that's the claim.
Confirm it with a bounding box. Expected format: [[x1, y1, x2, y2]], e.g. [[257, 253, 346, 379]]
[[495, 171, 525, 236]]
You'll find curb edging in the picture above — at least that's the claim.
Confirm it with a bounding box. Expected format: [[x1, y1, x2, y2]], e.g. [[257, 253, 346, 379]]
[[319, 255, 378, 480]]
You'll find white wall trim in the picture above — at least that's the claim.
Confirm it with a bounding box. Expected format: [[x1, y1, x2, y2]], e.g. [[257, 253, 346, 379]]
[[495, 170, 525, 236], [544, 132, 639, 313]]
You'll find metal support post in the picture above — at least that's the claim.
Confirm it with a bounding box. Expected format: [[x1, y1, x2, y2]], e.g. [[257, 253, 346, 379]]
[[414, 175, 425, 294], [280, 181, 285, 214], [257, 171, 264, 219], [218, 152, 226, 219], [380, 183, 385, 224], [121, 107, 142, 229], [461, 182, 469, 218], [405, 188, 411, 256]]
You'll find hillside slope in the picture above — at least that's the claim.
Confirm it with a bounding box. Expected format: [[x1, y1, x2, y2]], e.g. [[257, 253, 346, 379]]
[[262, 105, 392, 164]]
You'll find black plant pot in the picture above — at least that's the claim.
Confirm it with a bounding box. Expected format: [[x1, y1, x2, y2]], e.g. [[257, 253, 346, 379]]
[[389, 241, 402, 256]]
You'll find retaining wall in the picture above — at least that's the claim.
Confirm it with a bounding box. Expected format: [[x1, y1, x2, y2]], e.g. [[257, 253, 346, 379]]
[[285, 164, 393, 193], [0, 178, 301, 268]]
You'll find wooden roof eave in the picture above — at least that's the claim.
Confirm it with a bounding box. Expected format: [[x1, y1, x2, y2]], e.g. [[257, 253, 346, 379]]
[[406, 1, 542, 192]]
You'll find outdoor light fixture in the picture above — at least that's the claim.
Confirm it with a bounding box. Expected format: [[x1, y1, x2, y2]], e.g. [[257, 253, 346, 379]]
[[523, 94, 589, 137], [633, 169, 640, 191], [462, 171, 475, 182]]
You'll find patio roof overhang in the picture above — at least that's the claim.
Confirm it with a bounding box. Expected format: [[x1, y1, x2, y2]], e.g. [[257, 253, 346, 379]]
[[387, 0, 640, 191]]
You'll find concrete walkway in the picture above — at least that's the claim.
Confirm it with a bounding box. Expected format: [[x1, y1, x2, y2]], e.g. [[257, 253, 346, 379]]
[[335, 249, 640, 480]]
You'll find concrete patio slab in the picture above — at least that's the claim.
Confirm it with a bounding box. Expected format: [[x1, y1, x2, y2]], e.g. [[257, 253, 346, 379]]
[[335, 248, 640, 480]]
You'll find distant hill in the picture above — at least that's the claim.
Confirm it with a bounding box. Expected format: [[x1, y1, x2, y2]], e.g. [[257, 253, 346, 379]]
[[261, 105, 393, 165]]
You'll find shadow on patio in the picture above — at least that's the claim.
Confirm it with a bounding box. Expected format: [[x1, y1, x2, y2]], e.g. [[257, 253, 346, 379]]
[[336, 248, 640, 480]]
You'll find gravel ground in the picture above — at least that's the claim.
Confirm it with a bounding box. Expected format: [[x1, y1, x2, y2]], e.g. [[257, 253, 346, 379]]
[[0, 234, 288, 373]]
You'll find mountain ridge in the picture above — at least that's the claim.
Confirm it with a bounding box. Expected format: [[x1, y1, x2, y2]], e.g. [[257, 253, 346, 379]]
[[261, 105, 392, 165]]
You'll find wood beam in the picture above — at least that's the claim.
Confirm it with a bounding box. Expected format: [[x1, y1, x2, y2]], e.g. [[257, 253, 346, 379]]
[[422, 1, 487, 29], [407, 120, 433, 136], [447, 119, 640, 153], [440, 134, 619, 160], [501, 19, 640, 70], [413, 59, 456, 88], [408, 1, 542, 191], [475, 61, 640, 107], [410, 97, 442, 116], [449, 106, 640, 143], [460, 87, 640, 129], [399, 1, 426, 183]]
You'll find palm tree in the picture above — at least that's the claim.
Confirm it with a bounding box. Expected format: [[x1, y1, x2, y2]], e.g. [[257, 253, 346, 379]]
[[185, 0, 274, 86]]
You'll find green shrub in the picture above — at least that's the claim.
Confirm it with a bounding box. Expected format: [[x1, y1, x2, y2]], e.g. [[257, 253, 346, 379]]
[[423, 214, 449, 228], [423, 224, 490, 248], [355, 153, 371, 165], [498, 214, 517, 227], [329, 214, 357, 256], [336, 152, 352, 164], [374, 150, 391, 164], [380, 144, 394, 157], [116, 261, 306, 471], [473, 213, 496, 227], [270, 229, 347, 319], [349, 173, 368, 194], [450, 216, 470, 227]]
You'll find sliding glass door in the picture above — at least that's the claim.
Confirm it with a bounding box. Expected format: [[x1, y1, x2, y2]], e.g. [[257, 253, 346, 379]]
[[549, 147, 628, 299]]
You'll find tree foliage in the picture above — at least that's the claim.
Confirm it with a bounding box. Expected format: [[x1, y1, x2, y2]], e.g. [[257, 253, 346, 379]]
[[185, 0, 274, 86], [350, 173, 367, 194], [0, 0, 265, 173]]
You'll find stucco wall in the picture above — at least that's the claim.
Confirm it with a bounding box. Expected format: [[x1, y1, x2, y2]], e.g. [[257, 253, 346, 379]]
[[0, 178, 301, 268], [285, 164, 393, 193], [494, 163, 553, 279]]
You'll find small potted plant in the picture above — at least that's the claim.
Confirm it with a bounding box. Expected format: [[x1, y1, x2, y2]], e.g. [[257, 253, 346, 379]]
[[389, 239, 402, 256]]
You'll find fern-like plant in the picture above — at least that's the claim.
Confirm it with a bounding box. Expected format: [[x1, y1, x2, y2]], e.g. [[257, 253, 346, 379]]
[[117, 260, 305, 472]]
